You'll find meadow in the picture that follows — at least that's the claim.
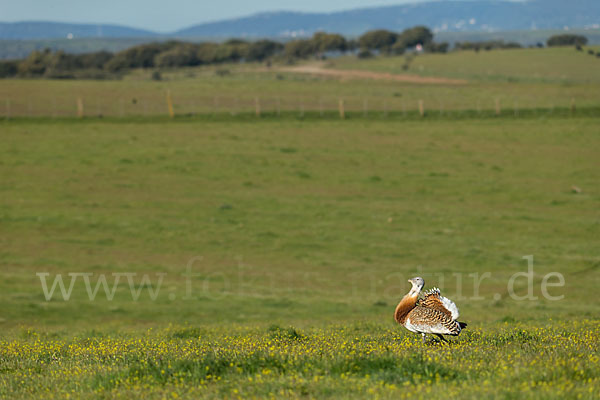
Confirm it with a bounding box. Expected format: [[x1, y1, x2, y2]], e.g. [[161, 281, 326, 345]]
[[1, 47, 599, 398]]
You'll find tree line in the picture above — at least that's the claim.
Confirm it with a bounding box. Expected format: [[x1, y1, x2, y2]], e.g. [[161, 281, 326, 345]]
[[0, 26, 440, 78], [0, 29, 591, 79]]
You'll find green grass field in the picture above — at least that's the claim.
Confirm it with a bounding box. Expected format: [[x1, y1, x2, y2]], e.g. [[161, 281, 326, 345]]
[[1, 47, 599, 398], [1, 116, 599, 398], [332, 47, 600, 84]]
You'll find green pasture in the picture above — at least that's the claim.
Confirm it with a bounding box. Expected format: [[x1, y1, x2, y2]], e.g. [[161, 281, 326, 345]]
[[331, 46, 600, 84], [1, 117, 598, 327], [1, 116, 599, 398]]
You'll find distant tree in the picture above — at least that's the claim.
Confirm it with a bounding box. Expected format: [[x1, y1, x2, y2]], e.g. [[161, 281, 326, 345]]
[[391, 41, 406, 55], [0, 60, 18, 78], [346, 39, 359, 52], [504, 42, 522, 49], [42, 50, 81, 78], [312, 32, 347, 53], [214, 41, 249, 63], [17, 49, 52, 76], [397, 26, 433, 48], [246, 40, 283, 62], [76, 51, 113, 69], [154, 43, 199, 67], [547, 34, 587, 47], [358, 29, 398, 53], [105, 42, 175, 71], [196, 42, 220, 64], [284, 39, 316, 59], [224, 39, 247, 46]]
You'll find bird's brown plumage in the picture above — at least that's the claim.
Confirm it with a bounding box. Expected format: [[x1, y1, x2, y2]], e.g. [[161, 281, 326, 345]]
[[417, 288, 453, 319], [395, 278, 466, 339], [405, 305, 462, 335], [393, 293, 418, 325]]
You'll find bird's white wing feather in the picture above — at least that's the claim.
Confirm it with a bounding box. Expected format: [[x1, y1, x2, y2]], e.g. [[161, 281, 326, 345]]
[[439, 295, 459, 320]]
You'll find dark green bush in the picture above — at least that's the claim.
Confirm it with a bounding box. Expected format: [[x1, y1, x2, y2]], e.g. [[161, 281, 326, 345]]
[[547, 34, 588, 47]]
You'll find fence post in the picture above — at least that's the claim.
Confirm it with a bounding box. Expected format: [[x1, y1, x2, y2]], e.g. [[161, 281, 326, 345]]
[[418, 99, 424, 117], [319, 98, 323, 117], [363, 99, 368, 117], [339, 98, 345, 119], [255, 97, 261, 117], [495, 98, 501, 116], [570, 98, 576, 115], [166, 90, 175, 118], [276, 97, 281, 117], [5, 99, 10, 120], [77, 97, 84, 118], [383, 100, 388, 118]]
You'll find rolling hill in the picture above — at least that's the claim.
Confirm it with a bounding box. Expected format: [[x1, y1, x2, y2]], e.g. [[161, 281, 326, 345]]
[[1, 0, 599, 40], [175, 0, 600, 38]]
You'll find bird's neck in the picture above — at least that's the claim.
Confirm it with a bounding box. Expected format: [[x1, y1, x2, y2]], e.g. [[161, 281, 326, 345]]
[[394, 292, 419, 324]]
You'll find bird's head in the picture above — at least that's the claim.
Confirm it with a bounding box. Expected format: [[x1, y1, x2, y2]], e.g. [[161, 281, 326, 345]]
[[407, 276, 425, 296]]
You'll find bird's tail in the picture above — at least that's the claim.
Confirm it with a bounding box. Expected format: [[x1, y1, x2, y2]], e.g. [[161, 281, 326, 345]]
[[458, 321, 468, 329]]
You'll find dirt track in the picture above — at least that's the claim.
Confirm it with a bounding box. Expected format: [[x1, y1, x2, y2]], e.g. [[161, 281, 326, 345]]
[[278, 64, 467, 85]]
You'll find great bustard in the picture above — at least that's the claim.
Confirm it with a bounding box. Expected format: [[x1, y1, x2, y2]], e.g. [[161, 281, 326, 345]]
[[394, 277, 467, 343]]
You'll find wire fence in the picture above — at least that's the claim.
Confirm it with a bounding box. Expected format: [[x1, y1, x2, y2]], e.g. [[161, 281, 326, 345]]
[[1, 93, 597, 120]]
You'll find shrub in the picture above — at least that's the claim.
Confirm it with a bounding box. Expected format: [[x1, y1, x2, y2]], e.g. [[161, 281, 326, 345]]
[[357, 49, 373, 59], [0, 60, 18, 78], [547, 34, 588, 47], [455, 40, 521, 51], [425, 42, 449, 53], [151, 70, 162, 81], [215, 68, 231, 77]]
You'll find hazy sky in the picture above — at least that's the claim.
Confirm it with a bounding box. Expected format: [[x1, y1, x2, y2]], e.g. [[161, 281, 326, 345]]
[[0, 0, 437, 32]]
